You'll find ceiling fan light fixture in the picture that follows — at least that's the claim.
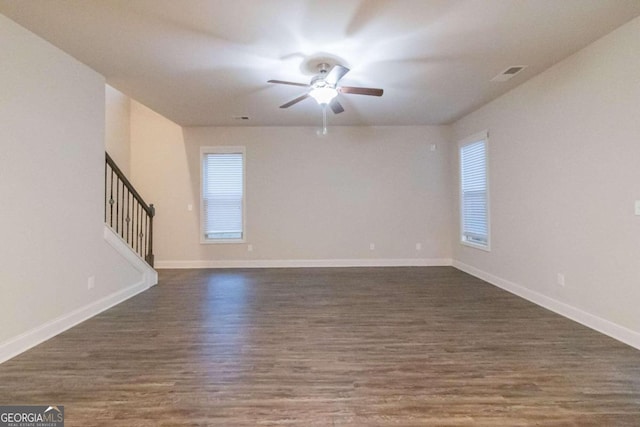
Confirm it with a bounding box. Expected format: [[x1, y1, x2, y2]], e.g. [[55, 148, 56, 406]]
[[309, 87, 338, 105]]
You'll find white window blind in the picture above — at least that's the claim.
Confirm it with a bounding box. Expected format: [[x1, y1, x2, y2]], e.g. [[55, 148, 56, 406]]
[[460, 138, 489, 248], [202, 151, 244, 241]]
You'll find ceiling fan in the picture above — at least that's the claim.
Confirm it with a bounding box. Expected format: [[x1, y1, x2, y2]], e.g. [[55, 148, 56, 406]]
[[268, 63, 383, 114]]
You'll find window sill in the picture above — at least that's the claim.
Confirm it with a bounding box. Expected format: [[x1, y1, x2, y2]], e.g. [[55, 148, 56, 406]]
[[461, 239, 491, 252], [201, 238, 246, 245]]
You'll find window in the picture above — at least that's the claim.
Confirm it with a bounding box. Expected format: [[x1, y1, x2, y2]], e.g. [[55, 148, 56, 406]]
[[459, 131, 489, 250], [201, 146, 245, 243]]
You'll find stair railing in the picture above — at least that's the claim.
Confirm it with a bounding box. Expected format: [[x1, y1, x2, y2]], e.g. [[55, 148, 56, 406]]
[[105, 152, 155, 266]]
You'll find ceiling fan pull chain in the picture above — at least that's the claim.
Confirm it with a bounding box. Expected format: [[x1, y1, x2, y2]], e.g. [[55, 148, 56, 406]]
[[322, 104, 328, 135]]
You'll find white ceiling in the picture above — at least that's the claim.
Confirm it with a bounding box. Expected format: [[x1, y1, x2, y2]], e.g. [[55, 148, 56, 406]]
[[2, 0, 640, 127]]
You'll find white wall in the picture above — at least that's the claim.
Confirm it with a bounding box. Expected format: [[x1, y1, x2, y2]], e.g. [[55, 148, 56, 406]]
[[451, 16, 640, 346], [130, 102, 453, 266], [0, 14, 149, 359], [105, 84, 131, 176]]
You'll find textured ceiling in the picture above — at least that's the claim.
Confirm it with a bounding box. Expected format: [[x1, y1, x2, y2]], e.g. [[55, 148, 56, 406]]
[[2, 0, 639, 127]]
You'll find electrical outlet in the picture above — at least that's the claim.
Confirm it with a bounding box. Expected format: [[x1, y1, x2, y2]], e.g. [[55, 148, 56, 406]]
[[557, 273, 565, 287], [635, 200, 640, 216], [369, 243, 375, 250], [430, 144, 437, 152], [187, 204, 193, 211], [416, 243, 422, 250], [247, 244, 253, 252], [88, 276, 95, 290]]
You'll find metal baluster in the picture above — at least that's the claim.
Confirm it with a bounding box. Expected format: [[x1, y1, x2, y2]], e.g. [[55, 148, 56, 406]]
[[139, 203, 143, 257], [124, 184, 127, 240], [109, 168, 114, 227], [116, 177, 120, 233], [140, 209, 147, 258], [117, 179, 120, 234], [126, 189, 130, 245], [139, 203, 143, 256], [131, 199, 134, 251], [139, 204, 143, 257], [104, 161, 108, 223], [135, 202, 140, 254], [133, 201, 137, 254], [145, 211, 149, 259], [120, 180, 124, 238]]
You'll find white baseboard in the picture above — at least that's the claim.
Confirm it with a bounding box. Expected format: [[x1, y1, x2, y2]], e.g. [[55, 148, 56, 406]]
[[452, 260, 640, 351], [0, 279, 149, 364], [0, 227, 158, 364], [103, 225, 158, 288], [155, 258, 453, 269]]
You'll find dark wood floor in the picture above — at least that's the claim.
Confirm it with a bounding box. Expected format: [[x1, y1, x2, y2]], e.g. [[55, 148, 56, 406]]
[[1, 267, 639, 426]]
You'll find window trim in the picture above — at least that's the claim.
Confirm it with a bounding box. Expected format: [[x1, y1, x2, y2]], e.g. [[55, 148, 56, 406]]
[[459, 130, 490, 251], [200, 145, 246, 244]]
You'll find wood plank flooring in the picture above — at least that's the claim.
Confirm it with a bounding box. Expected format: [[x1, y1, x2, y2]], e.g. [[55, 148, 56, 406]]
[[0, 267, 639, 426]]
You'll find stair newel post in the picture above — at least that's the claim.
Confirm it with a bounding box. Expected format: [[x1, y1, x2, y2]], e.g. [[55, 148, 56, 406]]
[[146, 204, 155, 267]]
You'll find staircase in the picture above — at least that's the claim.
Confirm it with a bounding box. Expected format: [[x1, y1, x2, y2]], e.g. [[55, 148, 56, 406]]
[[105, 152, 155, 266]]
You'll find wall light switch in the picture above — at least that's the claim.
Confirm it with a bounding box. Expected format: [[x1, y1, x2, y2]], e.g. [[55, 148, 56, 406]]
[[187, 204, 193, 211], [247, 244, 253, 252], [635, 200, 640, 216], [416, 243, 422, 250], [430, 144, 437, 152]]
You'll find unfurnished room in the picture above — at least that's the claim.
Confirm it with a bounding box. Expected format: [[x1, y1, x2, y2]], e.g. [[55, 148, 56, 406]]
[[1, 1, 639, 425]]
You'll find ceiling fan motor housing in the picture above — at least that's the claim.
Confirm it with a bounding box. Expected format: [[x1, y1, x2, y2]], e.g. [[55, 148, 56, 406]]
[[311, 63, 333, 88]]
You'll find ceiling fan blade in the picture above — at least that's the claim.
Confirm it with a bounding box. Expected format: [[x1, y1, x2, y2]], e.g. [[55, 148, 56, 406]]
[[279, 93, 310, 108], [339, 86, 384, 96], [268, 79, 310, 87], [329, 99, 344, 114], [325, 65, 350, 85]]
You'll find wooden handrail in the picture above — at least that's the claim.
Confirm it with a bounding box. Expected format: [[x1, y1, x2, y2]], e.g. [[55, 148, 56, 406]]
[[105, 152, 154, 217]]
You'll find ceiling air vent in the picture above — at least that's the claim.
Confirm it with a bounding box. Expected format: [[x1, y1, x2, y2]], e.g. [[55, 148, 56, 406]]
[[491, 66, 527, 82]]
